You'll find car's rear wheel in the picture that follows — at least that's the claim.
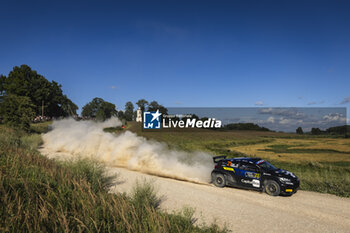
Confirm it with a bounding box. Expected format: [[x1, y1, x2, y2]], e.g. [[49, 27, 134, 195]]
[[265, 180, 280, 196], [212, 173, 226, 188]]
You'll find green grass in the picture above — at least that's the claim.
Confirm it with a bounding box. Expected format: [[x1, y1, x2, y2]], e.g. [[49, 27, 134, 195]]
[[30, 121, 52, 134], [270, 160, 350, 197], [0, 126, 227, 232], [261, 144, 350, 154], [20, 134, 43, 150], [103, 126, 124, 133]]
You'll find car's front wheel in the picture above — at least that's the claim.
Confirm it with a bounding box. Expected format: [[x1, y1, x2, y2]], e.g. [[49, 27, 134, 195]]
[[265, 180, 281, 196], [212, 173, 226, 188]]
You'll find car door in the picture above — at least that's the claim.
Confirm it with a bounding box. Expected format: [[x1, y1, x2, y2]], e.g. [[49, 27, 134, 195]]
[[236, 162, 261, 189]]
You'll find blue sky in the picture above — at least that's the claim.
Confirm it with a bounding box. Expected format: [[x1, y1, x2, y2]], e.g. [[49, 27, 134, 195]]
[[0, 0, 349, 119]]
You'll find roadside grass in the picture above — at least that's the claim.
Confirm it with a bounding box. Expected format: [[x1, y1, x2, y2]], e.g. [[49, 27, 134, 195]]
[[30, 121, 52, 134], [270, 160, 350, 197], [18, 121, 51, 150], [0, 126, 227, 232], [103, 126, 123, 133], [20, 133, 43, 150]]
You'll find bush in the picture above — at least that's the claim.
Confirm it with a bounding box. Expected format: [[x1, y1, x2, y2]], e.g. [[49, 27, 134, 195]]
[[0, 94, 35, 131], [62, 158, 116, 192], [131, 180, 162, 211]]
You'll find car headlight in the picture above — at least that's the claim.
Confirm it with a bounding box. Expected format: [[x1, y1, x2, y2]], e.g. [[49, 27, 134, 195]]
[[279, 177, 291, 183]]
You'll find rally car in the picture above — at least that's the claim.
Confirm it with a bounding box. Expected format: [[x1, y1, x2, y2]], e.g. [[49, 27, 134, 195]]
[[211, 156, 299, 196]]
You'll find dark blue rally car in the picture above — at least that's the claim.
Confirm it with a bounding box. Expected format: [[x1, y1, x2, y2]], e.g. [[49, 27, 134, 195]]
[[211, 156, 299, 196]]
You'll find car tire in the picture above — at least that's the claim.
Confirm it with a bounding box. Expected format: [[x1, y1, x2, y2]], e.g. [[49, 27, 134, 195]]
[[265, 180, 281, 196], [212, 173, 226, 188]]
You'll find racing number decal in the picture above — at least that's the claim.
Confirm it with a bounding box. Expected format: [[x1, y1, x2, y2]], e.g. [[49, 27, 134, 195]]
[[245, 172, 260, 179]]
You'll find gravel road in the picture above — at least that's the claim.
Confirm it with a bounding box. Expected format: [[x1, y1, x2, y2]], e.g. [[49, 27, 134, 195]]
[[110, 167, 350, 233]]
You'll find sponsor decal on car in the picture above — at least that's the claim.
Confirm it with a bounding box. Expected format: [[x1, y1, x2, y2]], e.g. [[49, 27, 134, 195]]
[[241, 179, 252, 184], [245, 172, 260, 179], [252, 179, 260, 188], [223, 167, 235, 172], [241, 179, 260, 188]]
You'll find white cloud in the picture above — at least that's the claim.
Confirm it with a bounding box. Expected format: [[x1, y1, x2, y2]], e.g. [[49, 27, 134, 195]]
[[279, 118, 292, 125], [255, 101, 264, 106], [341, 97, 350, 104], [323, 113, 346, 123], [259, 107, 272, 113], [267, 116, 274, 123], [259, 108, 305, 119], [110, 85, 117, 89], [307, 101, 325, 105]]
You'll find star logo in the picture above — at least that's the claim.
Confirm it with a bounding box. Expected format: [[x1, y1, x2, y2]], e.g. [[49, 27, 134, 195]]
[[150, 110, 161, 122], [143, 110, 162, 129]]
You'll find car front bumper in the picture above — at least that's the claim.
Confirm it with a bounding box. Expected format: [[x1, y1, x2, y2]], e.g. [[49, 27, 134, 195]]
[[280, 179, 300, 194]]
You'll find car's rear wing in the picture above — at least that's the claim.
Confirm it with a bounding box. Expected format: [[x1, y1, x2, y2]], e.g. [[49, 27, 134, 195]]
[[213, 155, 227, 163]]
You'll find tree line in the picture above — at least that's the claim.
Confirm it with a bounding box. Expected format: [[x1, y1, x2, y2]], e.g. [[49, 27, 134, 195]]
[[296, 125, 349, 136], [0, 65, 168, 130], [0, 65, 78, 130], [81, 98, 168, 122]]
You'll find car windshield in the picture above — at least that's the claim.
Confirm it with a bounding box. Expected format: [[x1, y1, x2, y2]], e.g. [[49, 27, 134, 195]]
[[258, 161, 278, 171]]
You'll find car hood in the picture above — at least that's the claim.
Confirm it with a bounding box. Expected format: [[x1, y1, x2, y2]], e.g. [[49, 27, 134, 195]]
[[263, 169, 298, 179], [275, 169, 297, 179]]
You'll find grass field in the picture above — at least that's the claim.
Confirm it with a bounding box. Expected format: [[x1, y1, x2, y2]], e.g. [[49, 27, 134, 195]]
[[126, 122, 350, 197]]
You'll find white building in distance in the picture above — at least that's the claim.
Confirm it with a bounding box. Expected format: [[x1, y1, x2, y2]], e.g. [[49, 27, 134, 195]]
[[136, 107, 142, 122]]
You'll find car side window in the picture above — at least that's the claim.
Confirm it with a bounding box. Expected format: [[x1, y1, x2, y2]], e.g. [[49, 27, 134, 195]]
[[239, 163, 259, 172]]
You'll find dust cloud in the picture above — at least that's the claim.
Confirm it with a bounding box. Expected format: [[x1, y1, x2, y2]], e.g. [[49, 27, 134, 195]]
[[41, 118, 214, 183]]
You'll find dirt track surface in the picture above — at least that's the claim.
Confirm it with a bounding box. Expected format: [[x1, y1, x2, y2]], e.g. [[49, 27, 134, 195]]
[[110, 167, 350, 233]]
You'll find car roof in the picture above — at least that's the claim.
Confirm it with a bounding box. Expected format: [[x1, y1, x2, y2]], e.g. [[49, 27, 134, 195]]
[[226, 157, 262, 164]]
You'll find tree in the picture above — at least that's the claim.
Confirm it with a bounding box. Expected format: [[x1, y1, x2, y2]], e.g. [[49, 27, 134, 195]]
[[81, 97, 117, 121], [326, 125, 349, 135], [136, 99, 148, 112], [147, 101, 168, 115], [296, 127, 304, 134], [1, 65, 77, 117], [0, 75, 6, 96], [60, 95, 79, 117], [0, 75, 5, 104], [117, 110, 125, 120], [0, 94, 35, 131], [124, 101, 134, 121], [311, 128, 322, 135]]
